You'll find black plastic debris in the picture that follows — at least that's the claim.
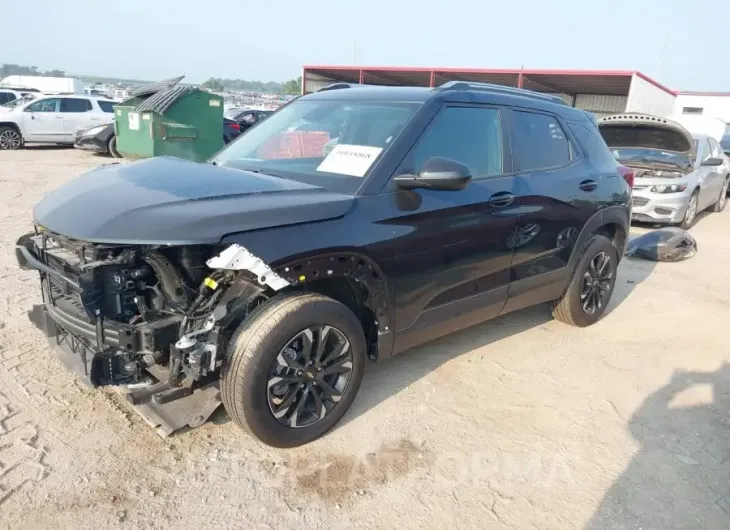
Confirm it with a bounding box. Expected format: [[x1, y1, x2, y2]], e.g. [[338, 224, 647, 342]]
[[625, 228, 697, 262]]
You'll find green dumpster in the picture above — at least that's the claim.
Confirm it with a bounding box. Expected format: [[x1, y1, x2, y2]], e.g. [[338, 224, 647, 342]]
[[114, 76, 224, 162]]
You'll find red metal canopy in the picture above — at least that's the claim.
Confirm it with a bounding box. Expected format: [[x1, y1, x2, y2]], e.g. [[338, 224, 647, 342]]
[[302, 66, 676, 97]]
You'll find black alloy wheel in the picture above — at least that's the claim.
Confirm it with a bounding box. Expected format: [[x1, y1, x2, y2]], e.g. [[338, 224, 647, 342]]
[[552, 234, 618, 327], [267, 325, 353, 428], [580, 252, 613, 315]]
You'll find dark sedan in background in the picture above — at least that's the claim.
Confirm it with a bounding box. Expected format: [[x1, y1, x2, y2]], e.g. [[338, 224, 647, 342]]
[[75, 118, 242, 158], [224, 108, 272, 132]]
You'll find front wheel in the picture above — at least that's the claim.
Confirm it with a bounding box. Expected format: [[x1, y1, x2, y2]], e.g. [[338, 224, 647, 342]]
[[0, 126, 22, 150], [220, 292, 366, 448], [108, 135, 122, 158], [712, 177, 729, 212], [552, 235, 618, 327], [680, 190, 699, 229]]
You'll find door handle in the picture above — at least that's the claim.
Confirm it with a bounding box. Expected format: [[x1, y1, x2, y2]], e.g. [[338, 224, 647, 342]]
[[55, 116, 63, 119], [487, 191, 515, 207], [579, 180, 597, 192]]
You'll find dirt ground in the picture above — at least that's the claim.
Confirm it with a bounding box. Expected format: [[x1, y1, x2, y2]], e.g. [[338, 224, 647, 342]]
[[0, 148, 729, 529]]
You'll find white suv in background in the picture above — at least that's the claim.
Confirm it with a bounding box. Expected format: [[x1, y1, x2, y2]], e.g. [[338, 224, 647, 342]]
[[0, 95, 116, 150]]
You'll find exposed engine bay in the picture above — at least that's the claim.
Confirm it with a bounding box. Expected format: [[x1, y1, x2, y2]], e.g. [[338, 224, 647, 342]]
[[16, 228, 285, 421]]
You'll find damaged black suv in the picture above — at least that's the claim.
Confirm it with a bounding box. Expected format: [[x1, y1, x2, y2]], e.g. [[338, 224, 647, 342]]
[[16, 82, 630, 447]]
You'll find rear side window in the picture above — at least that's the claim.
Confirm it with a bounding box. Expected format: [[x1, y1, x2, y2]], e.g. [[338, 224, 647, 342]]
[[61, 98, 92, 112], [98, 100, 116, 113], [511, 111, 571, 172], [0, 92, 15, 105], [409, 106, 502, 177]]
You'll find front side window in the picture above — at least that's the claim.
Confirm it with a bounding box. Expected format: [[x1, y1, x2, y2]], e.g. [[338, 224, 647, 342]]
[[61, 98, 92, 113], [26, 98, 61, 113], [212, 98, 420, 193], [407, 106, 502, 178], [709, 138, 722, 158], [512, 111, 571, 172]]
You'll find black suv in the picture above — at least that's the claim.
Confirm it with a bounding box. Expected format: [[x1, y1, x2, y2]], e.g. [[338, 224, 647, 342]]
[[16, 82, 630, 447]]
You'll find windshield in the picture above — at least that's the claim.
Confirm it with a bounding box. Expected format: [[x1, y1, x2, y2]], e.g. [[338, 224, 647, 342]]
[[224, 108, 245, 119], [212, 98, 420, 193], [1, 94, 36, 109]]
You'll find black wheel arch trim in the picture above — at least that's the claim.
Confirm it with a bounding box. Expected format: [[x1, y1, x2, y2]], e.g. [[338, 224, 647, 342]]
[[568, 206, 630, 270], [271, 251, 393, 355]]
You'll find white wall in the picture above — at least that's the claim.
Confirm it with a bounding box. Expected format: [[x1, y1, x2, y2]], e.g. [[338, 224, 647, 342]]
[[625, 74, 676, 116], [674, 94, 730, 131]]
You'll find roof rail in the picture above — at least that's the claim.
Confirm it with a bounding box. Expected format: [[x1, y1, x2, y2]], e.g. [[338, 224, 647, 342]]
[[435, 81, 567, 105], [317, 83, 353, 92]]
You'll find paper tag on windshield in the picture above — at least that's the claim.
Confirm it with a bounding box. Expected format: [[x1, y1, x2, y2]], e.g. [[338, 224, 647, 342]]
[[316, 144, 383, 177]]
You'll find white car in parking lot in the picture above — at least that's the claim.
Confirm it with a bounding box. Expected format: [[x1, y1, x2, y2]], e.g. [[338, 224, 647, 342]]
[[0, 95, 116, 150], [598, 114, 730, 228]]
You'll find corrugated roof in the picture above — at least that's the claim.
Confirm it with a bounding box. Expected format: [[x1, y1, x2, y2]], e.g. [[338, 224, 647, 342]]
[[130, 75, 185, 97], [135, 85, 195, 114]]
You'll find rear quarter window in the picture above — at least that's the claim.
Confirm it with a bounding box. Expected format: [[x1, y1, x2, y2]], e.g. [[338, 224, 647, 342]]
[[98, 100, 116, 113]]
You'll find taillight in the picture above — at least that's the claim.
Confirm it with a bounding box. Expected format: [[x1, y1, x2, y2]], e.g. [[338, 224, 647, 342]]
[[229, 122, 240, 131], [617, 164, 634, 188]]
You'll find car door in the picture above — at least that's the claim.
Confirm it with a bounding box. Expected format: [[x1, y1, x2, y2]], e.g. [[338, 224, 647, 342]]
[[387, 104, 520, 353], [696, 138, 719, 211], [500, 108, 596, 315], [708, 138, 726, 198], [21, 98, 63, 142], [60, 98, 96, 141]]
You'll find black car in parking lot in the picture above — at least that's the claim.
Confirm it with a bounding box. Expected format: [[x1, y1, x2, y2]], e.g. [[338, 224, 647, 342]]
[[224, 108, 272, 132], [75, 118, 242, 157], [17, 81, 630, 447]]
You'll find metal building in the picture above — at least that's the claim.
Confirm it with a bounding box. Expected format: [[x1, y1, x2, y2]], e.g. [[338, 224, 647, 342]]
[[301, 66, 677, 118], [674, 91, 730, 136]]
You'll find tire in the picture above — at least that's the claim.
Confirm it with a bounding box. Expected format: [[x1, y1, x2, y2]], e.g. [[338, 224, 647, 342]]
[[552, 235, 618, 327], [0, 126, 22, 150], [220, 291, 366, 448], [712, 176, 729, 212], [108, 135, 122, 158], [679, 189, 699, 229]]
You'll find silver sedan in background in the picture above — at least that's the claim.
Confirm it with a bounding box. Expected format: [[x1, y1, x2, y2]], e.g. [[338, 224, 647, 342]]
[[598, 114, 730, 228]]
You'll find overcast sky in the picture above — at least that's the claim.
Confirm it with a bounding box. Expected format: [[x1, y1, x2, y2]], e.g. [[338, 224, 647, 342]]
[[5, 0, 729, 91]]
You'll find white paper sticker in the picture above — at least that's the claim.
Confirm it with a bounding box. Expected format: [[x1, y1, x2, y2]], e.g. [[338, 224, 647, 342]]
[[142, 113, 151, 120], [209, 100, 221, 107], [128, 112, 140, 131], [316, 144, 383, 177]]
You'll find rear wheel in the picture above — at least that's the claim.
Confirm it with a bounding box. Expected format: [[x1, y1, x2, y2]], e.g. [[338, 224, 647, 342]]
[[0, 127, 22, 150], [680, 190, 699, 229], [220, 292, 366, 448], [552, 235, 618, 327], [712, 177, 729, 212], [107, 135, 122, 158]]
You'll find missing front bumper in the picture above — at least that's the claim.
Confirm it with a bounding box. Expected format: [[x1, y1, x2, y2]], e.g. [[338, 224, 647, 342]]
[[27, 303, 222, 437]]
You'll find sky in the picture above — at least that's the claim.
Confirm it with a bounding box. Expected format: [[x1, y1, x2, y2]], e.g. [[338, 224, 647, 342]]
[[4, 0, 730, 91]]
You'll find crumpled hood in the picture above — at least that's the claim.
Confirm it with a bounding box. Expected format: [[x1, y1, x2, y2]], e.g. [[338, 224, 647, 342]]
[[33, 156, 354, 244]]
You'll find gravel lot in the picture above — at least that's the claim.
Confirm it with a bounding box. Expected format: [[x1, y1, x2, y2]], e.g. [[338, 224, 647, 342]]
[[1, 148, 729, 529]]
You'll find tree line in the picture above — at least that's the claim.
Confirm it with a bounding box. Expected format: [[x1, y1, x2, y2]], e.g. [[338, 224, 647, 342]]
[[1, 64, 66, 78], [202, 76, 301, 95]]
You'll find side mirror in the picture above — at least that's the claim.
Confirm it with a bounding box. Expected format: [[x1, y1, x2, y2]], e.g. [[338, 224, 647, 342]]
[[702, 157, 724, 167], [394, 157, 472, 191]]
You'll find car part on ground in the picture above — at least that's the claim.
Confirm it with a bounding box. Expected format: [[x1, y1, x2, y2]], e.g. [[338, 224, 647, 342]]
[[598, 114, 730, 227], [16, 81, 631, 447], [625, 228, 698, 262]]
